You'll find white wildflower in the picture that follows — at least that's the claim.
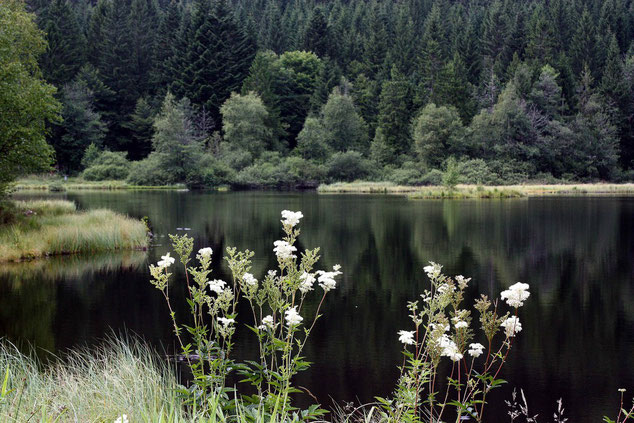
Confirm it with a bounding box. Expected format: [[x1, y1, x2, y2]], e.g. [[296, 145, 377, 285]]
[[208, 279, 227, 294], [157, 252, 175, 269], [218, 317, 235, 327], [258, 315, 275, 330], [437, 283, 454, 294], [273, 240, 297, 260], [281, 210, 303, 227], [198, 247, 213, 257], [114, 415, 129, 423], [242, 273, 257, 286], [333, 264, 341, 271], [455, 320, 468, 329], [468, 343, 485, 358], [500, 282, 531, 308], [317, 267, 342, 292], [398, 330, 416, 345], [285, 306, 303, 327], [439, 335, 463, 362], [455, 275, 471, 289], [299, 272, 316, 293], [267, 270, 277, 277], [424, 262, 442, 278], [501, 316, 523, 337]]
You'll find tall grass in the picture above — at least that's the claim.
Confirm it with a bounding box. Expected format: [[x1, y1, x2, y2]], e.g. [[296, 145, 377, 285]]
[[13, 175, 185, 191], [0, 200, 148, 262], [0, 339, 188, 422]]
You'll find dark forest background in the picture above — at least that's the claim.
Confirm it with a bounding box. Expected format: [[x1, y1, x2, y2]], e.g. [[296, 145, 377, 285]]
[[29, 0, 634, 187]]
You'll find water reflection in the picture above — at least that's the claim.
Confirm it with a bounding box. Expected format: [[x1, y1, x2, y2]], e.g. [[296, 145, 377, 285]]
[[3, 192, 633, 422]]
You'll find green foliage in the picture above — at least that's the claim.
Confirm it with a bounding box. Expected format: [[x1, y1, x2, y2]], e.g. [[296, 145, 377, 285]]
[[442, 157, 461, 189], [220, 91, 274, 157], [295, 117, 331, 162], [321, 86, 369, 153], [326, 151, 372, 182], [123, 97, 155, 160], [126, 155, 168, 186], [82, 151, 130, 181], [412, 103, 465, 168], [150, 92, 204, 183], [0, 0, 60, 199]]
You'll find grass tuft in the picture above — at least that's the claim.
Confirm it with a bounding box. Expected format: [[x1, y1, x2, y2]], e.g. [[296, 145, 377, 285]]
[[0, 200, 148, 262]]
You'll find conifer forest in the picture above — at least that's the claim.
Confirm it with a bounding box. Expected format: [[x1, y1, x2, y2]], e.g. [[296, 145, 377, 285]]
[[27, 0, 634, 187]]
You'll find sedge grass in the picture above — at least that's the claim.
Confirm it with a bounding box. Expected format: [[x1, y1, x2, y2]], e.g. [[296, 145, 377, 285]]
[[0, 338, 189, 422], [0, 200, 148, 262]]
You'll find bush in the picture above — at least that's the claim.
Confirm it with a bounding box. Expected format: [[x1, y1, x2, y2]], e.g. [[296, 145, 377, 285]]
[[387, 161, 427, 186], [455, 159, 500, 185], [218, 146, 254, 171], [126, 155, 169, 186], [185, 155, 236, 189], [82, 151, 130, 181], [420, 169, 444, 185], [326, 151, 372, 182]]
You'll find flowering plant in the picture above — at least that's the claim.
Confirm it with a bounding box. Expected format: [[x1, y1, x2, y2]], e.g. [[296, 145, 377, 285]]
[[148, 210, 340, 421], [375, 263, 530, 422]]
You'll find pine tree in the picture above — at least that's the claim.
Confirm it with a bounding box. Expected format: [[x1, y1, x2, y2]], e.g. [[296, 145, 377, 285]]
[[302, 7, 330, 58], [123, 98, 155, 160], [525, 4, 556, 66], [570, 8, 597, 75], [40, 0, 86, 86], [180, 0, 256, 123], [150, 0, 182, 96], [128, 0, 159, 97], [419, 3, 446, 102]]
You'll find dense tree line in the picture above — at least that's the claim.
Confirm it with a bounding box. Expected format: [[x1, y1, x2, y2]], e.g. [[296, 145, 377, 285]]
[[29, 0, 634, 187]]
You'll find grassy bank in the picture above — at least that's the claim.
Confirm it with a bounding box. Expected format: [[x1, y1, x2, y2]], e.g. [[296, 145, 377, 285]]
[[0, 339, 187, 422], [318, 181, 634, 198], [0, 200, 148, 262], [14, 175, 185, 191]]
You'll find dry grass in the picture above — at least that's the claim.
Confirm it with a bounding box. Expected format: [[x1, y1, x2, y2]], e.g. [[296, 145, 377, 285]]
[[0, 200, 148, 262]]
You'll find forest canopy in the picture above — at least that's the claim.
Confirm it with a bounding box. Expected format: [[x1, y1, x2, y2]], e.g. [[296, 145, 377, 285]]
[[25, 0, 634, 187]]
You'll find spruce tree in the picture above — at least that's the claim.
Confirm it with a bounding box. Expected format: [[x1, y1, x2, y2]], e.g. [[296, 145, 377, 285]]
[[150, 0, 182, 97], [302, 7, 330, 58], [40, 0, 86, 86]]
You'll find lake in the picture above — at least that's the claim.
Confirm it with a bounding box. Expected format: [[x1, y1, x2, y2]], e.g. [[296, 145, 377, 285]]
[[2, 191, 633, 422]]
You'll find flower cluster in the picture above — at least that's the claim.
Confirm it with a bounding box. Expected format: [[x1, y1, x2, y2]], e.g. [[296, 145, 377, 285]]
[[208, 279, 227, 294], [285, 306, 303, 327], [501, 316, 523, 337], [438, 334, 463, 362], [316, 265, 342, 292], [273, 240, 297, 260], [468, 343, 485, 358], [500, 282, 531, 308], [299, 272, 316, 293], [242, 272, 257, 286], [157, 252, 175, 269], [398, 330, 416, 345], [281, 210, 303, 227], [198, 247, 213, 257]]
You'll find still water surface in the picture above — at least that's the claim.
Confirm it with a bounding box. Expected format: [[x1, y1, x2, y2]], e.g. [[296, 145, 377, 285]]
[[1, 191, 633, 422]]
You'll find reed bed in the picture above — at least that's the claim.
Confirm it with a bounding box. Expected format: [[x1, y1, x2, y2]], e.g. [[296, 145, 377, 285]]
[[0, 200, 148, 262]]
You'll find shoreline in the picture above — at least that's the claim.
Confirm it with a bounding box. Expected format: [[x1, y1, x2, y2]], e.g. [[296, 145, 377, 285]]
[[317, 182, 634, 198]]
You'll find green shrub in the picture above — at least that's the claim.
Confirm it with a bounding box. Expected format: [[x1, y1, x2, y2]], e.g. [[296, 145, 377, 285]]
[[420, 169, 444, 185], [185, 156, 236, 189], [82, 151, 130, 181], [326, 151, 372, 182], [47, 181, 66, 192], [455, 159, 500, 185], [218, 146, 254, 171], [126, 155, 169, 186]]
